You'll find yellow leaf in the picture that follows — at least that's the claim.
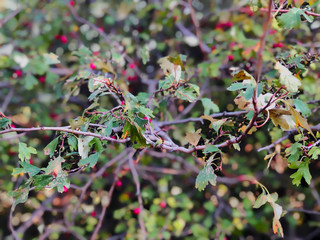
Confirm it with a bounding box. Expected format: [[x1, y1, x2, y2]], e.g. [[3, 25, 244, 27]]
[[269, 109, 296, 131], [185, 129, 202, 146], [232, 69, 256, 84], [158, 56, 182, 82], [283, 101, 316, 138], [275, 62, 301, 93]]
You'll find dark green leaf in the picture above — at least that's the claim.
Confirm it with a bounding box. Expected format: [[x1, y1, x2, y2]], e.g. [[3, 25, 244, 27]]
[[44, 137, 59, 157], [227, 82, 247, 91], [33, 175, 53, 191], [0, 117, 11, 129]]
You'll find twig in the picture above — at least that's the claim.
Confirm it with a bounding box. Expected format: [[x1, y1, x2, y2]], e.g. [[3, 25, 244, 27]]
[[1, 86, 14, 112], [157, 111, 248, 127], [0, 6, 23, 28], [90, 158, 126, 240], [187, 0, 209, 57], [258, 123, 320, 152], [260, 8, 320, 18], [9, 204, 20, 240], [128, 151, 147, 240], [0, 126, 130, 143], [255, 0, 272, 83]]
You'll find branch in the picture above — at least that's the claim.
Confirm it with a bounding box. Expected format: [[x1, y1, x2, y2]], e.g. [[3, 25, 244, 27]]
[[0, 6, 23, 28], [187, 0, 210, 57], [259, 8, 320, 18], [0, 126, 130, 143], [157, 110, 248, 127], [258, 124, 320, 152], [128, 152, 147, 240]]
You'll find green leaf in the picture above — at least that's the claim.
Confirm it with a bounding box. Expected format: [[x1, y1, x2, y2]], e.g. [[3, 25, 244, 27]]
[[44, 137, 59, 157], [8, 183, 31, 207], [244, 86, 254, 100], [18, 142, 37, 161], [293, 99, 311, 117], [103, 120, 113, 137], [277, 7, 313, 29], [201, 98, 219, 115], [43, 53, 60, 65], [67, 135, 78, 152], [33, 175, 53, 191], [175, 84, 199, 102], [290, 159, 312, 186], [253, 192, 267, 208], [140, 46, 150, 64], [203, 145, 220, 154], [78, 152, 100, 168], [23, 74, 38, 90], [195, 165, 217, 191], [308, 147, 320, 160], [90, 138, 103, 153], [0, 117, 11, 129], [19, 161, 41, 177], [227, 82, 247, 91]]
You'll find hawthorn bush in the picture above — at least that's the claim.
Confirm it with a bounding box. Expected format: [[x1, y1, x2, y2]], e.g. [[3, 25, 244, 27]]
[[1, 0, 320, 239]]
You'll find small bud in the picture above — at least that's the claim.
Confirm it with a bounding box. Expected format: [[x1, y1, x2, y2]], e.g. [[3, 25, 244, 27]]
[[91, 211, 97, 217], [228, 55, 234, 61]]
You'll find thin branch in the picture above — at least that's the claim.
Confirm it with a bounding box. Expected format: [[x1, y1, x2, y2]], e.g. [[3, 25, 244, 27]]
[[187, 0, 210, 57], [9, 204, 20, 240], [129, 151, 147, 240], [157, 111, 248, 127], [1, 86, 14, 112], [0, 6, 23, 28], [260, 8, 320, 18], [0, 126, 130, 143]]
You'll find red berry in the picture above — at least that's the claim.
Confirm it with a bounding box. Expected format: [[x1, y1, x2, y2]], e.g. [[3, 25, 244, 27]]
[[277, 42, 283, 48], [8, 149, 16, 156], [39, 75, 46, 83], [13, 70, 22, 78], [285, 143, 291, 148], [160, 201, 166, 209], [11, 124, 16, 128], [122, 70, 127, 76], [133, 208, 140, 215], [69, 0, 75, 6], [54, 34, 61, 40], [98, 27, 104, 32], [308, 143, 313, 147], [129, 63, 135, 69], [90, 62, 96, 70], [60, 35, 68, 44], [49, 113, 58, 120], [121, 100, 125, 106], [29, 158, 34, 165], [211, 46, 216, 51], [91, 211, 97, 217], [112, 136, 116, 139], [93, 51, 99, 56], [228, 55, 234, 61], [63, 186, 68, 193], [173, 16, 178, 21], [116, 180, 122, 187]]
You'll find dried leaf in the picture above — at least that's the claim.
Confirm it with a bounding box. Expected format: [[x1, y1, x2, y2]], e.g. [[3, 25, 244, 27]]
[[185, 129, 202, 146]]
